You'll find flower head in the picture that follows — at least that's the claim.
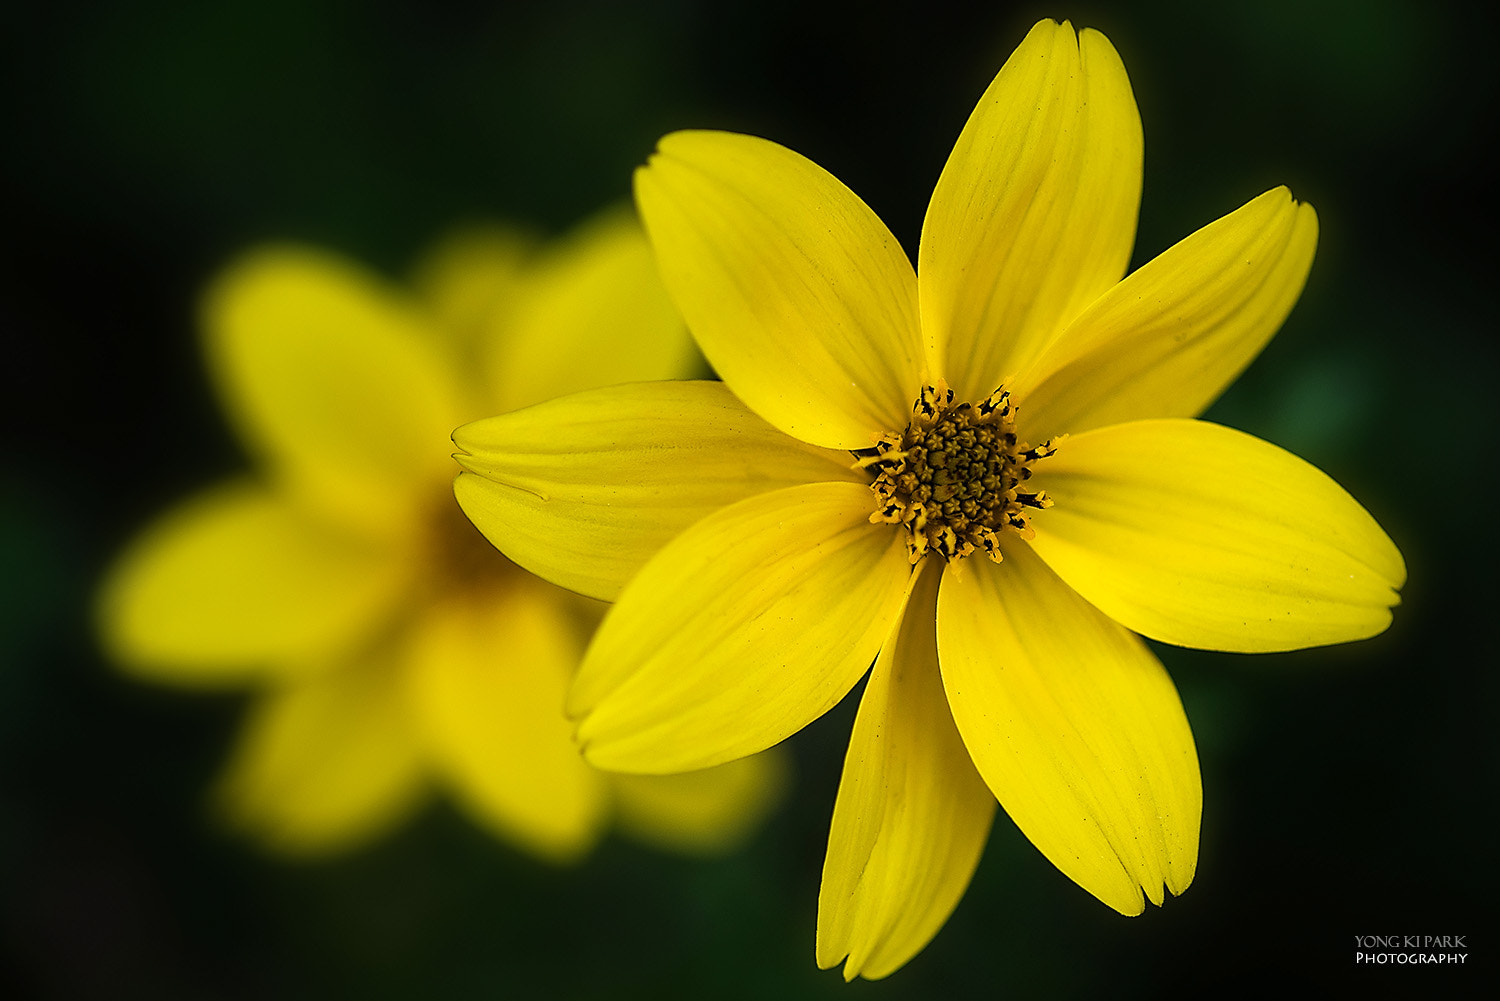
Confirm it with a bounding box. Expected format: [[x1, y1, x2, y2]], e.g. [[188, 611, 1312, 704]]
[[98, 209, 785, 859], [454, 21, 1404, 977]]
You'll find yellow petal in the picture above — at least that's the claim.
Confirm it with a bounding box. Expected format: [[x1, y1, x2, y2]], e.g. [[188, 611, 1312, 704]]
[[610, 750, 790, 855], [204, 245, 465, 531], [406, 585, 608, 863], [96, 480, 406, 686], [481, 207, 701, 413], [935, 544, 1200, 914], [453, 380, 860, 601], [409, 224, 536, 350], [1015, 188, 1319, 441], [922, 20, 1142, 401], [818, 561, 996, 981], [572, 482, 912, 772], [215, 657, 426, 855], [635, 130, 923, 448], [1028, 419, 1405, 652]]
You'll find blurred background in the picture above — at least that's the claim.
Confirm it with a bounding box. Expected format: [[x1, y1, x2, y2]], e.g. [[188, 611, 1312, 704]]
[[3, 0, 1494, 997]]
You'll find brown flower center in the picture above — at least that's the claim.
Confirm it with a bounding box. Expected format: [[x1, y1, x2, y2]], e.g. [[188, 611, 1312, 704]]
[[857, 382, 1057, 564], [424, 489, 521, 595]]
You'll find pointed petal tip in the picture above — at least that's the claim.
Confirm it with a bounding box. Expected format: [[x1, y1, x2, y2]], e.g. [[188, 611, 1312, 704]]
[[1111, 868, 1196, 917], [1269, 182, 1313, 210], [572, 731, 627, 773], [631, 160, 655, 194], [1138, 874, 1193, 915], [813, 949, 874, 984], [575, 730, 735, 777], [812, 949, 859, 982], [1099, 867, 1198, 916], [642, 129, 733, 170], [1266, 183, 1318, 224]]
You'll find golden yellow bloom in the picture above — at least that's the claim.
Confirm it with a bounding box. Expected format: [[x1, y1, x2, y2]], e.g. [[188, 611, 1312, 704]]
[[97, 209, 785, 860], [454, 21, 1404, 978]]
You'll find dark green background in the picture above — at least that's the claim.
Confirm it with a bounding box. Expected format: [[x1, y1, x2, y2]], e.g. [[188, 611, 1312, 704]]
[[4, 1, 1493, 997]]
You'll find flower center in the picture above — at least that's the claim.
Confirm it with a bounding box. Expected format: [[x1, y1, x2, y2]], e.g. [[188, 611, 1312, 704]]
[[425, 490, 522, 594], [857, 382, 1057, 564]]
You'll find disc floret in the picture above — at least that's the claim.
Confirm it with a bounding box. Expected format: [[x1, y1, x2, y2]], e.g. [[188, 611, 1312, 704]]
[[858, 382, 1058, 564]]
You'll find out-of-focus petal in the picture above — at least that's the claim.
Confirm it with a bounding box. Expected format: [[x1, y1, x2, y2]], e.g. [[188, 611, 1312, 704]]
[[571, 482, 912, 773], [480, 208, 700, 413], [936, 544, 1201, 914], [635, 130, 923, 448], [203, 245, 465, 531], [922, 20, 1142, 401], [1028, 419, 1405, 652], [96, 480, 405, 685], [453, 380, 860, 601], [1014, 188, 1318, 440], [214, 657, 426, 855], [406, 585, 608, 863], [818, 562, 996, 981], [610, 750, 790, 855], [409, 225, 536, 352]]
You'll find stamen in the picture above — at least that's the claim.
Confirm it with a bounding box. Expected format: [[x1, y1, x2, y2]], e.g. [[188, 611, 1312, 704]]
[[855, 381, 1059, 564]]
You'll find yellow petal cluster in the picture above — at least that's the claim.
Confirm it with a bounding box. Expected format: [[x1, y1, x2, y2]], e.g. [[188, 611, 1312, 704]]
[[97, 209, 785, 859], [455, 20, 1404, 979]]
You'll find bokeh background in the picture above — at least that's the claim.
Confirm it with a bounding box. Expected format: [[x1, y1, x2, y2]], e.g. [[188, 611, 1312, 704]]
[[4, 0, 1494, 997]]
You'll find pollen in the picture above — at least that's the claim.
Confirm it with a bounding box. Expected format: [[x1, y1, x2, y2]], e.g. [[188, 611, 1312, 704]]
[[857, 382, 1059, 564]]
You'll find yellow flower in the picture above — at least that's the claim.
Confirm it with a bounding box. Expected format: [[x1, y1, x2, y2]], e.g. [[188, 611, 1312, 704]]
[[453, 20, 1404, 978], [97, 208, 785, 860]]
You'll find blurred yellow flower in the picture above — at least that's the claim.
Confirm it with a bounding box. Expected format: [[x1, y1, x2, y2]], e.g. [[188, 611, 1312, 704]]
[[453, 21, 1404, 979], [98, 209, 785, 860]]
